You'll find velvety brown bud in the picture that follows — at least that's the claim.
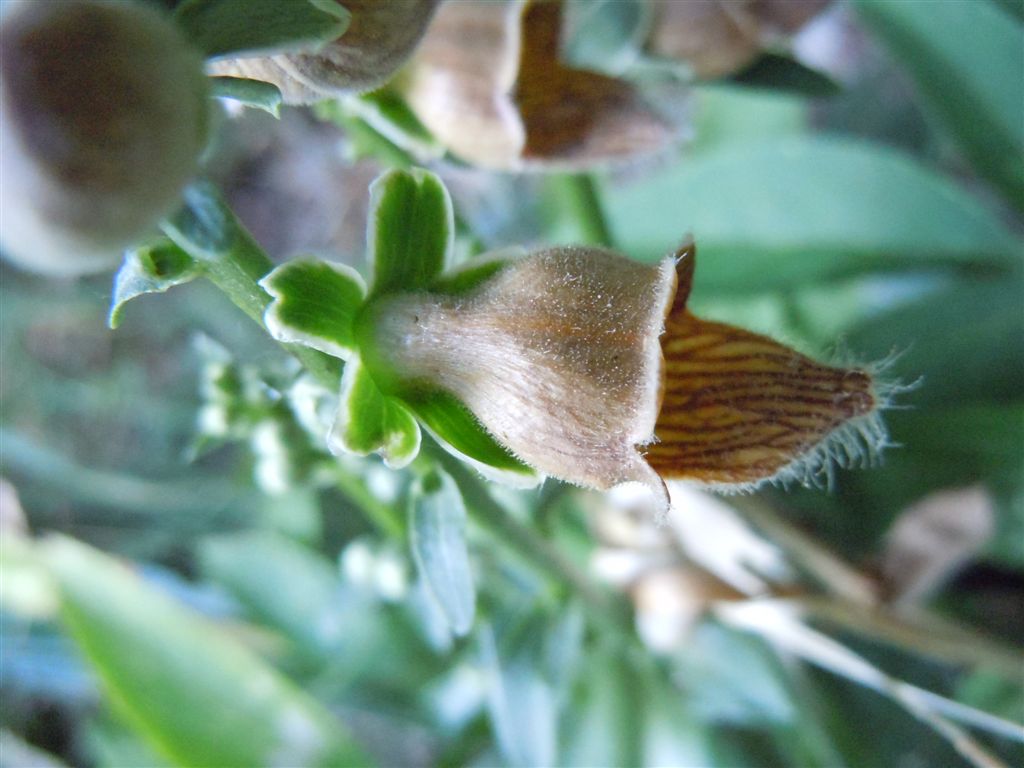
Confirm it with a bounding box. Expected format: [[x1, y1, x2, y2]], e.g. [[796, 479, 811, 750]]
[[400, 0, 672, 170], [366, 241, 886, 513], [0, 0, 209, 275], [647, 0, 830, 79], [209, 0, 440, 103], [369, 247, 678, 509]]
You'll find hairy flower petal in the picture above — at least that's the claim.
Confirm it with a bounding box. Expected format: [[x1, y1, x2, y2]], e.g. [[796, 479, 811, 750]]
[[648, 247, 881, 489]]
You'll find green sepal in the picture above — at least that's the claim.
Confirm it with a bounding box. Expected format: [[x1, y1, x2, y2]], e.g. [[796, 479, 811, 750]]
[[428, 248, 520, 296], [210, 76, 283, 117], [261, 258, 367, 360], [175, 0, 350, 59], [109, 240, 201, 329], [368, 168, 454, 297], [330, 358, 421, 469], [403, 390, 538, 486]]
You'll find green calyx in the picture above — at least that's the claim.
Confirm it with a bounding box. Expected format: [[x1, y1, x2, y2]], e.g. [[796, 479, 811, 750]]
[[260, 168, 535, 482]]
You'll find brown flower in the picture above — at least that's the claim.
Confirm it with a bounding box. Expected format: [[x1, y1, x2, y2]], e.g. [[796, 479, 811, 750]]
[[365, 240, 884, 513], [399, 0, 672, 170]]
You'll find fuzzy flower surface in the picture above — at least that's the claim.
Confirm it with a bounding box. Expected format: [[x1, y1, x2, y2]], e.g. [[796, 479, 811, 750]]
[[261, 169, 885, 514]]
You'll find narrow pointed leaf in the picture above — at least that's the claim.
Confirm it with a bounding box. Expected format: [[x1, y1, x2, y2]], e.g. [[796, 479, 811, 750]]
[[261, 258, 367, 360], [199, 531, 348, 656], [848, 273, 1024, 406], [210, 76, 283, 116], [368, 168, 454, 296], [853, 0, 1024, 209], [175, 0, 350, 58], [603, 138, 1022, 291], [109, 240, 200, 329], [479, 624, 558, 768], [40, 535, 370, 768], [409, 469, 476, 636], [330, 357, 421, 468]]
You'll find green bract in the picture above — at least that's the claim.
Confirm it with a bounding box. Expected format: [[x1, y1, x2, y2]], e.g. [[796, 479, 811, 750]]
[[260, 169, 537, 482], [174, 0, 350, 58], [109, 240, 201, 329]]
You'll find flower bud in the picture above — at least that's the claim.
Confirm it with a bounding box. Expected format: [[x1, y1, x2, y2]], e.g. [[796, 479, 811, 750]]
[[367, 246, 678, 507], [209, 0, 440, 103], [647, 0, 830, 79], [399, 0, 672, 170], [365, 241, 885, 513], [0, 0, 209, 276]]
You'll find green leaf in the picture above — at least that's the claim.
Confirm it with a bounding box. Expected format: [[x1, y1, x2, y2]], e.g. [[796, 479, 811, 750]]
[[409, 469, 476, 636], [261, 258, 366, 360], [989, 0, 1024, 23], [853, 0, 1024, 209], [199, 532, 346, 656], [403, 389, 537, 485], [210, 76, 283, 116], [331, 357, 420, 468], [479, 624, 558, 768], [729, 52, 840, 98], [40, 535, 371, 768], [848, 273, 1024, 406], [175, 0, 350, 58], [601, 137, 1022, 292], [368, 168, 454, 297], [689, 84, 808, 154], [108, 240, 200, 329]]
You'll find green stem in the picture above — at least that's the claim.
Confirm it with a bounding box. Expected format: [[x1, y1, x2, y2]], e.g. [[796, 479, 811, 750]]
[[551, 173, 615, 248], [437, 451, 635, 642], [161, 182, 340, 390], [0, 428, 248, 525], [328, 466, 406, 540], [613, 648, 646, 768]]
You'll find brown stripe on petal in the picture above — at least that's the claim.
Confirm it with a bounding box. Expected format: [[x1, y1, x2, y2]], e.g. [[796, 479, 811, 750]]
[[647, 310, 876, 487]]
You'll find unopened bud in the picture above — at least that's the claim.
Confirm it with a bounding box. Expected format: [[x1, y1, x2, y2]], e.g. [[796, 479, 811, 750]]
[[0, 0, 209, 276], [209, 0, 440, 103]]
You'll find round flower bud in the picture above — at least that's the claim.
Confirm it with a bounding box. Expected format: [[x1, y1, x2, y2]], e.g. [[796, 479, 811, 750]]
[[0, 0, 209, 276]]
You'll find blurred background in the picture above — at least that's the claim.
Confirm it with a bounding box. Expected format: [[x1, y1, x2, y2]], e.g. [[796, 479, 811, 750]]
[[1, 1, 1022, 767]]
